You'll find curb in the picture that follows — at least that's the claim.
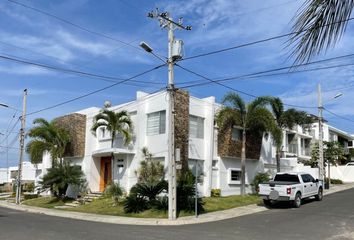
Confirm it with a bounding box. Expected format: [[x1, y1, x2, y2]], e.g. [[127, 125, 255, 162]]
[[1, 183, 353, 226]]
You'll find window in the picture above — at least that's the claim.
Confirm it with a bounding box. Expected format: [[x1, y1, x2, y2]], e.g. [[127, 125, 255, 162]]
[[100, 127, 106, 139], [228, 168, 243, 184], [301, 174, 311, 183], [232, 128, 242, 141], [147, 110, 166, 136], [189, 115, 204, 138], [274, 174, 300, 183], [231, 170, 241, 181], [349, 141, 353, 147]]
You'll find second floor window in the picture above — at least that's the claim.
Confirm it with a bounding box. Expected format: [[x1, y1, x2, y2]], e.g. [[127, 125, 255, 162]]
[[147, 110, 166, 136], [189, 115, 204, 138]]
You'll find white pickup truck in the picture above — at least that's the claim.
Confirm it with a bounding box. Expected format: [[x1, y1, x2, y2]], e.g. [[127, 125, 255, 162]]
[[259, 172, 323, 208]]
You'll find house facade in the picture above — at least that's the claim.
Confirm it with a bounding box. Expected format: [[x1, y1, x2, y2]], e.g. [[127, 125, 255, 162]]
[[38, 90, 354, 197]]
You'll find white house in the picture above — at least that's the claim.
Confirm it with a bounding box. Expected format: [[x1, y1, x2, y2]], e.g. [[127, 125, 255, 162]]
[[38, 90, 354, 197], [0, 162, 42, 190]]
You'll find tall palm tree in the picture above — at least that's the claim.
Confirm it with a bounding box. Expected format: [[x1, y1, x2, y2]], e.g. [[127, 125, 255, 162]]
[[269, 97, 313, 172], [289, 0, 354, 64], [26, 118, 70, 166], [216, 93, 274, 195], [91, 109, 133, 174]]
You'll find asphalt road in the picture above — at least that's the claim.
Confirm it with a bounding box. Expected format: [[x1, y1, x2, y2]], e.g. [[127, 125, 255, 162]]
[[1, 189, 354, 240]]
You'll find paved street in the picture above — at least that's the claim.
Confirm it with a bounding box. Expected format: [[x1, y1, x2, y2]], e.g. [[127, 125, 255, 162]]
[[1, 189, 354, 240]]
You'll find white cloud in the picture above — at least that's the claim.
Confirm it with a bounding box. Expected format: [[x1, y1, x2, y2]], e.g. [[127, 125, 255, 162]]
[[0, 65, 52, 75]]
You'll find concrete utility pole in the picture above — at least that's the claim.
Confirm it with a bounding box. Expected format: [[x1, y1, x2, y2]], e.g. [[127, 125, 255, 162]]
[[148, 10, 191, 220], [317, 83, 325, 183], [16, 89, 27, 205]]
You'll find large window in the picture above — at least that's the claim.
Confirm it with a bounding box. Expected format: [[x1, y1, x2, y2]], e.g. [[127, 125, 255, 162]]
[[189, 115, 204, 138], [147, 110, 166, 136], [228, 168, 244, 184]]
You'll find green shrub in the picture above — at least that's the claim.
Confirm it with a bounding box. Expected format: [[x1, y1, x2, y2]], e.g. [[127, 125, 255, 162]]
[[136, 147, 165, 185], [176, 171, 204, 214], [325, 178, 343, 184], [211, 189, 221, 197], [104, 183, 123, 206], [23, 182, 35, 193], [40, 162, 86, 199], [152, 196, 168, 212], [130, 180, 167, 201], [251, 172, 271, 193], [123, 194, 149, 213], [23, 193, 38, 200]]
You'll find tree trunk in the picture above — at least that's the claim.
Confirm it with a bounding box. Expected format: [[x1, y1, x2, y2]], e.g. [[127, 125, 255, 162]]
[[241, 129, 246, 196], [111, 138, 114, 185], [276, 149, 281, 173]]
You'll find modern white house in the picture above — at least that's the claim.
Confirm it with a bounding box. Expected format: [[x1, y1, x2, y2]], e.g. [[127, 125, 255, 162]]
[[37, 90, 354, 197], [0, 162, 42, 190]]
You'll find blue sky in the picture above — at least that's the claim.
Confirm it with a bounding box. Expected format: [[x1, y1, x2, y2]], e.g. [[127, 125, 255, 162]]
[[1, 0, 354, 167]]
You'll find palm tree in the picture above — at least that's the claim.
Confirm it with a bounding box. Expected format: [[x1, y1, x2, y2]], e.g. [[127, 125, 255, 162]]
[[269, 97, 313, 172], [216, 93, 274, 195], [26, 118, 70, 166], [289, 0, 354, 64], [91, 109, 133, 173]]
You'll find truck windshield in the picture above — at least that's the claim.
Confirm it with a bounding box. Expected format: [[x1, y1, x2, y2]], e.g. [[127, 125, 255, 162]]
[[274, 174, 299, 182]]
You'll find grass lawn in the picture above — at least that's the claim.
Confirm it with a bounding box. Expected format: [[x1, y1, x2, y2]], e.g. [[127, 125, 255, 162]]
[[22, 194, 261, 218], [203, 194, 261, 212], [22, 197, 73, 209]]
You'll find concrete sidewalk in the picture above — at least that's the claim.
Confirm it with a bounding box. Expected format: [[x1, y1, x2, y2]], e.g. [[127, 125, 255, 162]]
[[1, 183, 353, 226]]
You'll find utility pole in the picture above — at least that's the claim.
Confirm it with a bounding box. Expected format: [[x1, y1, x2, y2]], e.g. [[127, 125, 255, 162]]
[[148, 10, 191, 220], [16, 89, 27, 205], [317, 83, 325, 184]]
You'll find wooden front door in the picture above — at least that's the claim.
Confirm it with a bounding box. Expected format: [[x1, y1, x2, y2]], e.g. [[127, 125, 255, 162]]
[[99, 157, 112, 192]]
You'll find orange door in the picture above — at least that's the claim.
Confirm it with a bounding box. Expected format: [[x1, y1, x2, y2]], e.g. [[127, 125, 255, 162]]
[[99, 157, 112, 192]]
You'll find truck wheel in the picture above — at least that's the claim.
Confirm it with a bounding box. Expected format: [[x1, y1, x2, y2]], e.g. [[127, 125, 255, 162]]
[[315, 188, 323, 201], [293, 193, 301, 208], [263, 199, 272, 207]]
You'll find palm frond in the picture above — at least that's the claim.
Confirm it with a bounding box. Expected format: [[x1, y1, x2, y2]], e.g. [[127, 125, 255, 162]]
[[222, 92, 246, 116], [289, 0, 354, 64], [215, 107, 241, 130]]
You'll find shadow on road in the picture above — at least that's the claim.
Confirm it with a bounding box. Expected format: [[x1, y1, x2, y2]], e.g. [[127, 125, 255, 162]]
[[257, 197, 318, 209]]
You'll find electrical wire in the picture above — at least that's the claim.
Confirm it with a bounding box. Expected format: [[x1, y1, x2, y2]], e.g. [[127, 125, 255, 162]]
[[25, 63, 166, 116], [175, 63, 316, 109], [177, 53, 354, 88], [179, 17, 354, 62], [0, 53, 165, 86], [323, 108, 354, 124], [0, 118, 20, 146]]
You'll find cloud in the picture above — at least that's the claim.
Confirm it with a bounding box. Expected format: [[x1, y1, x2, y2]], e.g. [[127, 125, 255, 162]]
[[0, 65, 52, 75]]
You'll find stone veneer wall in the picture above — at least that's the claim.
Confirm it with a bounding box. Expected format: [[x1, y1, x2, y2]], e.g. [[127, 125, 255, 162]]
[[54, 113, 86, 158], [218, 127, 262, 160], [174, 89, 190, 171]]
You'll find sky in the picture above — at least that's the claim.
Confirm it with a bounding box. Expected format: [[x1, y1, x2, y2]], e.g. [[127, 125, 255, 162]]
[[1, 0, 354, 167]]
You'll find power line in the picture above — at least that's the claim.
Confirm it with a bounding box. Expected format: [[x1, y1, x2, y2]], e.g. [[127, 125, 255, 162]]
[[0, 54, 165, 86], [0, 118, 20, 146], [175, 63, 316, 109], [177, 53, 354, 88], [179, 17, 354, 62], [323, 108, 354, 124], [6, 0, 142, 52], [26, 63, 166, 116]]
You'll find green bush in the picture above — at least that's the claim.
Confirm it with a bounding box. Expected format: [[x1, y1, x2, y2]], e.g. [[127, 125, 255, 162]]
[[23, 193, 38, 200], [211, 189, 221, 197], [23, 182, 35, 193], [123, 194, 149, 213], [123, 180, 167, 213], [104, 183, 123, 205], [251, 172, 271, 193], [176, 170, 204, 214], [325, 178, 343, 184], [152, 196, 168, 212], [40, 162, 86, 199]]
